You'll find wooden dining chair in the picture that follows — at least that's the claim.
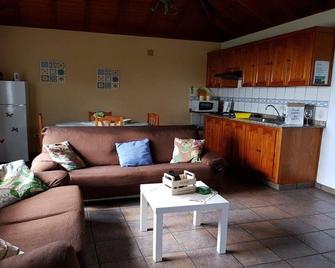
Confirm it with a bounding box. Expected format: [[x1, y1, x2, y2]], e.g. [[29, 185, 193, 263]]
[[88, 111, 112, 121], [147, 113, 160, 126], [95, 116, 124, 126], [37, 113, 44, 150]]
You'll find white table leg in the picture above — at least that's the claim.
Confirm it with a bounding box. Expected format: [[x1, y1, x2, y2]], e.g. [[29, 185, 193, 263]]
[[193, 211, 201, 226], [140, 191, 148, 232], [153, 212, 163, 262], [217, 205, 229, 254]]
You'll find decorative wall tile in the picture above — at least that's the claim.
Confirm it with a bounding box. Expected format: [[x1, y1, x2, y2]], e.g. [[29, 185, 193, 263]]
[[284, 87, 295, 100], [267, 88, 276, 99], [40, 60, 65, 83], [305, 87, 318, 101], [96, 68, 120, 89]]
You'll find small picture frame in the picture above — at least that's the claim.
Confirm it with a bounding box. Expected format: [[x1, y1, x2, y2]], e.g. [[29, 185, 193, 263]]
[[13, 72, 21, 81]]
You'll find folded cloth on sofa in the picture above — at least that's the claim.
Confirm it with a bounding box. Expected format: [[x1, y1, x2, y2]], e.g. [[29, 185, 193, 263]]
[[44, 141, 86, 171], [0, 238, 24, 260], [116, 138, 153, 167], [0, 160, 48, 208]]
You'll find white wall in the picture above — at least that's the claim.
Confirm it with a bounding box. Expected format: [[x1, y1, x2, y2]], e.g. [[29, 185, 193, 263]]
[[222, 8, 335, 48], [317, 51, 335, 189]]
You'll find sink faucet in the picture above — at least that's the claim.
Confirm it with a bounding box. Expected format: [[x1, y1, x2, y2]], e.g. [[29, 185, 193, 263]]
[[265, 105, 282, 118]]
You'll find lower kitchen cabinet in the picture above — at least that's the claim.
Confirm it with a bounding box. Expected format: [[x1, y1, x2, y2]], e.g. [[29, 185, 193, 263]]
[[204, 115, 323, 186]]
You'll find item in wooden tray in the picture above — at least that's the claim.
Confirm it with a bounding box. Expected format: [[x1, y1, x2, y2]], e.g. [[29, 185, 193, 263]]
[[162, 170, 196, 195]]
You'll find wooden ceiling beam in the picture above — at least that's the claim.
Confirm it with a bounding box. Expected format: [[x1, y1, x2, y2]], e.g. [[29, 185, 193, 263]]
[[84, 0, 90, 31], [49, 0, 58, 28]]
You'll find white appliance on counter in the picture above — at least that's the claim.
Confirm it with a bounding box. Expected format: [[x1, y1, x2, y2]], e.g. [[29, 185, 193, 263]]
[[0, 81, 29, 162], [191, 100, 219, 113]]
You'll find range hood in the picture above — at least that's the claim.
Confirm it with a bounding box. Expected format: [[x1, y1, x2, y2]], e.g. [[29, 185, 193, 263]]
[[215, 70, 242, 80]]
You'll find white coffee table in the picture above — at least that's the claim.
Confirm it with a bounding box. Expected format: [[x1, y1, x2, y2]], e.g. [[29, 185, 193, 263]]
[[140, 181, 229, 262]]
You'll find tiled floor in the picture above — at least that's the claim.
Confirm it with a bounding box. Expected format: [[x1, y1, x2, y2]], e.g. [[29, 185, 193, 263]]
[[84, 179, 335, 267]]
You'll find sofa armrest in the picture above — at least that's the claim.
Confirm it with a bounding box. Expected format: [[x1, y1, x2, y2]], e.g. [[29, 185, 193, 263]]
[[31, 153, 59, 172], [34, 170, 70, 187], [201, 152, 226, 171], [0, 241, 80, 268]]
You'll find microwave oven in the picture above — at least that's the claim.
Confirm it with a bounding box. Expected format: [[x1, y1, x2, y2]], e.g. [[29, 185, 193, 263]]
[[191, 100, 219, 112]]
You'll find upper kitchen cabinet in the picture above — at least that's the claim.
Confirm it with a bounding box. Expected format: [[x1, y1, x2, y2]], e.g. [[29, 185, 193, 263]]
[[206, 27, 335, 88], [241, 45, 257, 87], [206, 50, 238, 88]]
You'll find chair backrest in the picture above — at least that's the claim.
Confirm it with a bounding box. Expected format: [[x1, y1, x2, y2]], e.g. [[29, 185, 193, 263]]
[[88, 111, 112, 121], [95, 116, 124, 126], [37, 113, 44, 150], [147, 113, 160, 126]]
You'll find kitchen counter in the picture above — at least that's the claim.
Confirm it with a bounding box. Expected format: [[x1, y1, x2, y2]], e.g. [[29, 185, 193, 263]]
[[207, 114, 325, 129]]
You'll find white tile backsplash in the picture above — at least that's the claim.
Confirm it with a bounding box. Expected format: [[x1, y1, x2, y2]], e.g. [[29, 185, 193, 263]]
[[294, 87, 306, 100], [211, 83, 330, 122], [245, 88, 253, 98], [267, 88, 276, 99], [259, 88, 268, 98], [305, 86, 318, 100], [284, 87, 295, 100], [317, 87, 331, 101], [252, 88, 260, 98], [275, 88, 285, 99]]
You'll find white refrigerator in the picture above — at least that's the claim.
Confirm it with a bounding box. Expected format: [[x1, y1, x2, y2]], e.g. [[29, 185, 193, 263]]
[[0, 81, 29, 162]]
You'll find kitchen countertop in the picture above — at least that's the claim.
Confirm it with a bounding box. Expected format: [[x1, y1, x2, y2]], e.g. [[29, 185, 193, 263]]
[[207, 114, 326, 129]]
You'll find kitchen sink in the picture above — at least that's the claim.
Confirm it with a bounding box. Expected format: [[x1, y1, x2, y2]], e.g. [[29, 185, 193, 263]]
[[248, 117, 285, 125]]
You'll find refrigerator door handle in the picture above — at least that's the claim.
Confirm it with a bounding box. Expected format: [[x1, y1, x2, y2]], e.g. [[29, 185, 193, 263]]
[[5, 112, 14, 117]]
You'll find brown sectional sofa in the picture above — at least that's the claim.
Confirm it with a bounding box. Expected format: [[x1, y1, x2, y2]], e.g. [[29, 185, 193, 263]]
[[0, 181, 85, 268], [32, 125, 225, 199], [0, 125, 224, 267]]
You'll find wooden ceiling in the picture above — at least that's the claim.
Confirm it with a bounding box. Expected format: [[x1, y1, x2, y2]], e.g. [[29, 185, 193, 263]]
[[0, 0, 335, 42]]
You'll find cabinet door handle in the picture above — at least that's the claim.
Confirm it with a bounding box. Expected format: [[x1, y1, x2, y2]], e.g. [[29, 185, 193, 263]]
[[5, 113, 14, 117], [11, 127, 19, 132], [0, 138, 4, 144]]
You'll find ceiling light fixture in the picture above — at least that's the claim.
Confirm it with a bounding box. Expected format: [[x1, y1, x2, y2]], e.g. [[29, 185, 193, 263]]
[[151, 0, 178, 15]]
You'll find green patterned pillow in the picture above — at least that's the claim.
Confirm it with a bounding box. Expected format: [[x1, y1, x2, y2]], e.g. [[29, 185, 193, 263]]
[[44, 141, 86, 171], [170, 138, 204, 164], [0, 160, 48, 208]]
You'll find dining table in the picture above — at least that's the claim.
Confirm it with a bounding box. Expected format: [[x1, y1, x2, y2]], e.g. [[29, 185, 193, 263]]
[[54, 119, 148, 127]]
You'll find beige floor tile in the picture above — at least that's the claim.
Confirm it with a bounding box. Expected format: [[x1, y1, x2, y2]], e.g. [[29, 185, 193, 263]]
[[323, 251, 335, 263], [95, 238, 142, 263], [240, 221, 286, 239], [135, 232, 183, 257], [228, 209, 263, 224], [271, 218, 318, 235], [100, 256, 148, 268], [229, 240, 280, 266], [164, 213, 203, 232], [299, 214, 335, 230], [287, 254, 335, 268], [297, 231, 335, 253], [145, 252, 196, 268], [260, 236, 316, 259], [127, 220, 169, 237], [205, 224, 255, 244], [251, 206, 292, 220], [186, 247, 242, 268], [92, 220, 133, 241], [247, 261, 292, 268], [87, 207, 125, 223], [121, 206, 153, 222], [173, 229, 217, 251]]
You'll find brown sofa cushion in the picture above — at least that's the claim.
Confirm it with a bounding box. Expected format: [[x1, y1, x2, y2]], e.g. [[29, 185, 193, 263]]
[[34, 170, 70, 187], [31, 153, 59, 172], [69, 162, 217, 199], [0, 241, 80, 268], [0, 210, 84, 254], [0, 186, 82, 225], [41, 126, 199, 166]]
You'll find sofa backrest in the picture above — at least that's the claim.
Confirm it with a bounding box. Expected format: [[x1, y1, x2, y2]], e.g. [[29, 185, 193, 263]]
[[42, 126, 199, 166]]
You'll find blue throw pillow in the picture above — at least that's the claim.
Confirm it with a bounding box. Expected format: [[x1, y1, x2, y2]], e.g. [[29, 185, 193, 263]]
[[116, 138, 153, 167]]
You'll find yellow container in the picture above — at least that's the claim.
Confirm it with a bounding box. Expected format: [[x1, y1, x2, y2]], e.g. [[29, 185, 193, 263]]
[[235, 112, 251, 119]]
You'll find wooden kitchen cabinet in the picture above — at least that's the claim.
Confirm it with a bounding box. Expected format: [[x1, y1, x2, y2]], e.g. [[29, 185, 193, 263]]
[[207, 27, 335, 88], [241, 44, 257, 87], [204, 115, 323, 187]]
